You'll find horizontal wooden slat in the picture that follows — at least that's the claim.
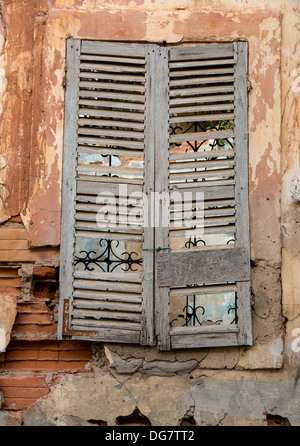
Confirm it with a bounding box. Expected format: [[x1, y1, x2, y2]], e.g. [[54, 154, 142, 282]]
[[169, 94, 234, 106], [170, 168, 235, 181], [79, 62, 145, 73], [77, 136, 144, 149], [169, 44, 234, 61], [81, 40, 146, 58], [78, 118, 144, 130], [75, 202, 143, 216], [72, 308, 142, 322], [77, 180, 143, 196], [78, 99, 144, 111], [78, 108, 145, 121], [77, 174, 143, 185], [74, 270, 142, 283], [169, 60, 235, 69], [80, 72, 145, 83], [157, 247, 249, 287], [75, 230, 143, 242], [170, 67, 235, 78], [77, 127, 144, 140], [170, 283, 238, 296], [79, 54, 146, 65], [170, 85, 234, 97], [170, 326, 239, 349], [78, 90, 145, 103], [79, 80, 145, 93], [169, 149, 234, 161], [75, 221, 143, 233], [170, 198, 235, 211], [74, 278, 142, 293], [78, 146, 143, 157], [170, 104, 234, 116], [73, 299, 141, 313], [170, 225, 235, 237], [170, 76, 234, 88], [170, 179, 235, 189], [170, 158, 235, 170], [76, 212, 143, 226], [73, 289, 142, 303], [71, 330, 141, 344], [71, 318, 141, 331], [77, 164, 143, 176], [169, 114, 234, 124]]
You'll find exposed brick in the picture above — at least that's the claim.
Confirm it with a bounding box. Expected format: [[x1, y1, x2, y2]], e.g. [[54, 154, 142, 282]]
[[1, 341, 92, 371], [0, 375, 48, 388], [33, 266, 57, 279]]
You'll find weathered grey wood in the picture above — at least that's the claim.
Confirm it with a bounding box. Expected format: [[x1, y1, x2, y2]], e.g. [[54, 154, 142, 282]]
[[79, 54, 146, 64], [72, 308, 142, 322], [169, 43, 234, 61], [73, 299, 142, 313], [170, 283, 238, 297], [140, 45, 156, 346], [78, 108, 145, 121], [170, 326, 240, 349], [58, 39, 81, 340], [170, 103, 234, 116], [170, 149, 234, 161], [71, 318, 141, 331], [157, 247, 250, 288], [78, 118, 145, 130], [77, 164, 144, 176], [170, 75, 234, 88], [81, 40, 146, 58], [170, 185, 235, 201], [170, 225, 235, 237], [170, 114, 234, 124], [170, 168, 235, 182], [79, 80, 145, 92], [73, 289, 142, 303], [78, 90, 145, 103], [79, 62, 145, 73], [170, 67, 234, 78], [170, 94, 234, 106], [234, 41, 252, 346], [169, 85, 234, 97], [75, 230, 143, 242], [170, 159, 235, 170], [153, 46, 171, 351], [74, 278, 142, 293], [72, 330, 141, 344], [77, 180, 143, 196], [79, 72, 145, 83], [74, 270, 142, 283], [78, 98, 145, 111]]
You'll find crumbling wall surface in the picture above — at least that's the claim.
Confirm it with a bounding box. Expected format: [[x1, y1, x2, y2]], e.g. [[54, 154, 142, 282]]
[[0, 0, 299, 426]]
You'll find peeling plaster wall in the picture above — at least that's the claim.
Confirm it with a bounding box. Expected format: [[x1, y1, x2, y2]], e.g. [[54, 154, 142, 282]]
[[0, 0, 299, 426]]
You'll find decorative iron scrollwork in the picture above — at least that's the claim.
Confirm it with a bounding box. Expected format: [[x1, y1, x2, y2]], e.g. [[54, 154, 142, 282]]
[[75, 239, 142, 273]]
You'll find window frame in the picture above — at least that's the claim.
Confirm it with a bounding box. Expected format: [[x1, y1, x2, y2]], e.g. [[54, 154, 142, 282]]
[[58, 39, 252, 351]]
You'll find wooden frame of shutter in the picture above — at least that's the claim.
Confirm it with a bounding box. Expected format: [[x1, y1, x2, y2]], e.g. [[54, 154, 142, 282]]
[[58, 39, 156, 344], [155, 42, 252, 350], [59, 39, 252, 350]]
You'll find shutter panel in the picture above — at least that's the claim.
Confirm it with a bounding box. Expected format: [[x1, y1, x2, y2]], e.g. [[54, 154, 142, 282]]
[[59, 40, 155, 344], [156, 43, 252, 350]]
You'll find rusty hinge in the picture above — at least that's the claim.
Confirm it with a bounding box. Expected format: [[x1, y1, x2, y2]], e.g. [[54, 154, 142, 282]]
[[62, 75, 66, 89]]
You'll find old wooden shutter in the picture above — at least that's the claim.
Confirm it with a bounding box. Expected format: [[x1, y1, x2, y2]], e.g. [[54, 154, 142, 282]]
[[155, 42, 252, 350], [58, 40, 156, 344]]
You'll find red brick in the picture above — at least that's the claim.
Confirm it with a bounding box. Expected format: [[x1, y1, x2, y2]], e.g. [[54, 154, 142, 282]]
[[13, 324, 57, 335], [0, 375, 47, 388], [15, 313, 53, 325], [4, 397, 39, 411], [33, 266, 57, 279], [2, 387, 49, 399]]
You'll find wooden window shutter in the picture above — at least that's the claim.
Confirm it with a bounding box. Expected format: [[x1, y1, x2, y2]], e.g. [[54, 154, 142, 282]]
[[155, 42, 252, 350], [58, 40, 157, 345]]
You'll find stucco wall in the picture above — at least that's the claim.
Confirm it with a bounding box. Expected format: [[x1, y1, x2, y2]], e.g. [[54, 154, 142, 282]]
[[0, 0, 299, 426]]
